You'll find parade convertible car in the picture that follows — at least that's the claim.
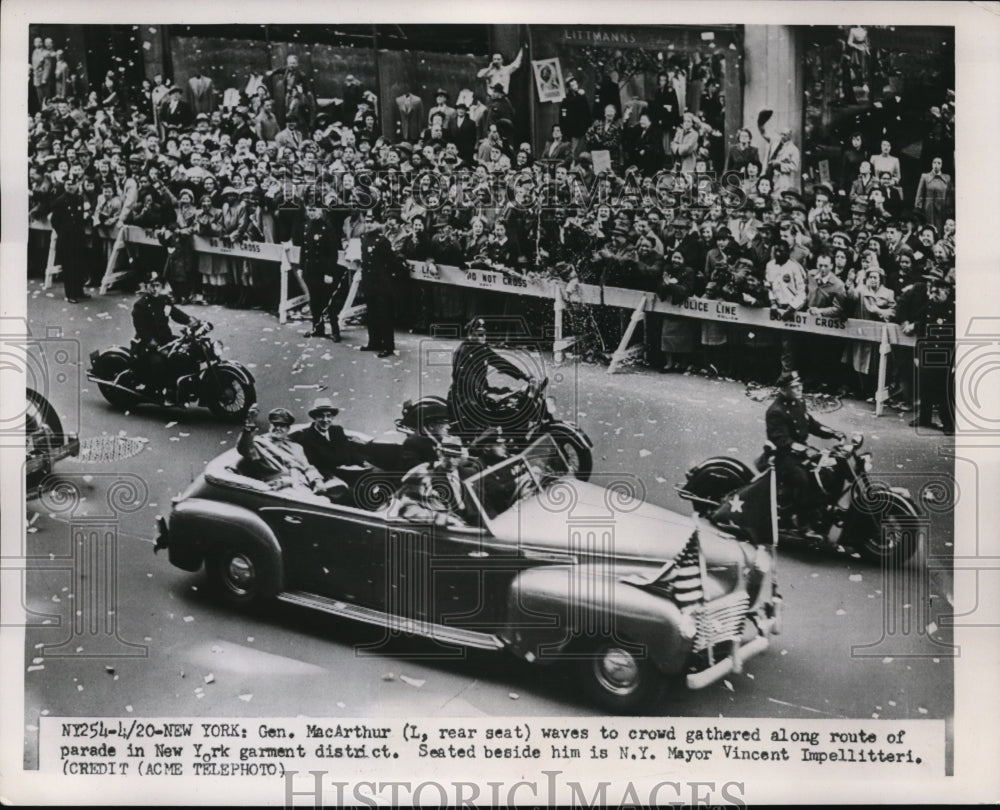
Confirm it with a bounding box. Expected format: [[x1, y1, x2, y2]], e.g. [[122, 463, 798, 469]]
[[155, 434, 780, 712], [25, 387, 80, 499]]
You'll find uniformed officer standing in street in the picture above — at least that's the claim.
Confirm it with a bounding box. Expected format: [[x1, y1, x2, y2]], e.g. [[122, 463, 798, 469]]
[[765, 370, 845, 541], [911, 268, 955, 434], [48, 175, 89, 303], [295, 192, 347, 341], [359, 208, 401, 358]]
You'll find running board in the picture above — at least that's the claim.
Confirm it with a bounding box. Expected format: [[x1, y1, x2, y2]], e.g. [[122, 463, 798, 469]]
[[276, 590, 506, 650]]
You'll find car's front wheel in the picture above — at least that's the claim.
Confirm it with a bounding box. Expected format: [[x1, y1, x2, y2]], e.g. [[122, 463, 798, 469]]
[[576, 641, 665, 714], [207, 547, 268, 609]]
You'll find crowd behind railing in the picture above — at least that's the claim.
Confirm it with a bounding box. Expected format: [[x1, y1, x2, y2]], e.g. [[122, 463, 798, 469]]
[[28, 38, 955, 408]]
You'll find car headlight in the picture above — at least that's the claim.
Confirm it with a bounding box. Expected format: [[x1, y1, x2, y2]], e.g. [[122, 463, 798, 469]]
[[544, 396, 557, 416], [860, 452, 873, 472]]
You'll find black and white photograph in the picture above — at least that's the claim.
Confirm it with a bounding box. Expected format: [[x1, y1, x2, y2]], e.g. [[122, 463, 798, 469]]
[[532, 57, 566, 103], [2, 1, 998, 806]]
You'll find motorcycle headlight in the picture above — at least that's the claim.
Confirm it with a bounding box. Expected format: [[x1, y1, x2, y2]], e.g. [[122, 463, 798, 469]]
[[860, 452, 873, 472], [544, 396, 557, 416], [851, 432, 864, 449], [213, 340, 225, 355]]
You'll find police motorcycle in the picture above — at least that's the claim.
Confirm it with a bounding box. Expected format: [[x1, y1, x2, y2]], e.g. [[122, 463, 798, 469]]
[[676, 433, 922, 563], [396, 377, 594, 481], [88, 321, 256, 422]]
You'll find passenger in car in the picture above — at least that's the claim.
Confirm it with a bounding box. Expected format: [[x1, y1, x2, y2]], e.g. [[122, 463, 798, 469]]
[[236, 405, 349, 502], [390, 436, 481, 526], [290, 397, 365, 479]]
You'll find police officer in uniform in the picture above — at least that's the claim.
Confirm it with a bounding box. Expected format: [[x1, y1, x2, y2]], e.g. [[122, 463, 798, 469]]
[[449, 317, 534, 439], [48, 175, 90, 303], [911, 269, 955, 434], [359, 209, 400, 357], [765, 370, 845, 540], [131, 273, 197, 399], [296, 193, 348, 341]]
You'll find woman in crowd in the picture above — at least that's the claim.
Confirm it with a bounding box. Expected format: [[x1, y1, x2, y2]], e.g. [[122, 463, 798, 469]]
[[727, 127, 760, 175], [843, 261, 896, 397], [655, 248, 699, 372]]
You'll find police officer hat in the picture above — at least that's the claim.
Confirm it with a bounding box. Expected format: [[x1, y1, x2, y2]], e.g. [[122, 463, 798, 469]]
[[308, 397, 340, 418], [437, 436, 465, 459], [267, 407, 296, 426], [776, 370, 802, 388], [399, 399, 450, 432], [466, 317, 488, 338], [922, 266, 951, 287]]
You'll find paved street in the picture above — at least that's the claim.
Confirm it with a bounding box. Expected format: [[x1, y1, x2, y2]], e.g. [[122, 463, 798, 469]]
[[20, 280, 954, 768]]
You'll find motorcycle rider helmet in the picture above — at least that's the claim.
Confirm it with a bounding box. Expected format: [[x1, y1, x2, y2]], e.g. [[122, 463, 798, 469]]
[[142, 273, 165, 293], [399, 398, 450, 434], [466, 317, 488, 340]]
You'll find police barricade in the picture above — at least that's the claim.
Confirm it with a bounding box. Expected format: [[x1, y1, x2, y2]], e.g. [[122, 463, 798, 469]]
[[401, 259, 916, 416], [31, 221, 363, 327], [29, 221, 912, 415], [29, 219, 61, 289]]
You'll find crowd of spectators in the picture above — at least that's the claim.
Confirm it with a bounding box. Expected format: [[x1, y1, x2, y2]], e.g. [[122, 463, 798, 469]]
[[28, 40, 955, 408]]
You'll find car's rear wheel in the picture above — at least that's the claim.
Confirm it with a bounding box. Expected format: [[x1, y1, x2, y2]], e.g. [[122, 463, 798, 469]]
[[208, 547, 267, 609], [576, 641, 665, 714]]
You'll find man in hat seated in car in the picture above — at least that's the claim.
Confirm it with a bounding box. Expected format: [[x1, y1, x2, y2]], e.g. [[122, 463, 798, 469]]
[[290, 397, 365, 481], [388, 435, 482, 527], [237, 405, 349, 502], [766, 370, 846, 542]]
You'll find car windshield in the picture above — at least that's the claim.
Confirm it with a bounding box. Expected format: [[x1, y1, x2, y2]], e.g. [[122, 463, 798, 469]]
[[465, 434, 571, 521]]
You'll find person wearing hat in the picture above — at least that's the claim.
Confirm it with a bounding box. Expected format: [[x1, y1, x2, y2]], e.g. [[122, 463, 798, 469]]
[[294, 192, 347, 341], [449, 316, 534, 440], [289, 397, 364, 482], [129, 272, 199, 399], [428, 88, 456, 128], [237, 404, 346, 499], [766, 370, 846, 542], [910, 267, 955, 433], [358, 208, 402, 357], [486, 82, 516, 136], [160, 84, 193, 133], [389, 433, 481, 526]]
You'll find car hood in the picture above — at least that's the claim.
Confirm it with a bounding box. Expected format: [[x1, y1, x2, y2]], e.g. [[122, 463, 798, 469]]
[[487, 478, 699, 565]]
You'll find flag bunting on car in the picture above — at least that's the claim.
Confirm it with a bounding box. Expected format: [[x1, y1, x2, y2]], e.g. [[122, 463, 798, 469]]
[[660, 530, 706, 607]]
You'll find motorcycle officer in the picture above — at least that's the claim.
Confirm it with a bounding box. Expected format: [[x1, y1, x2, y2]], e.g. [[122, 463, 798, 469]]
[[765, 370, 845, 542], [131, 273, 198, 401], [449, 317, 535, 438]]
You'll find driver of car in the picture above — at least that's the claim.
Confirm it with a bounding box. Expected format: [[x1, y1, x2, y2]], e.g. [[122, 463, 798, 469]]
[[449, 316, 534, 437], [131, 272, 198, 401], [389, 436, 481, 526], [237, 405, 349, 501], [398, 399, 455, 471], [765, 370, 845, 542]]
